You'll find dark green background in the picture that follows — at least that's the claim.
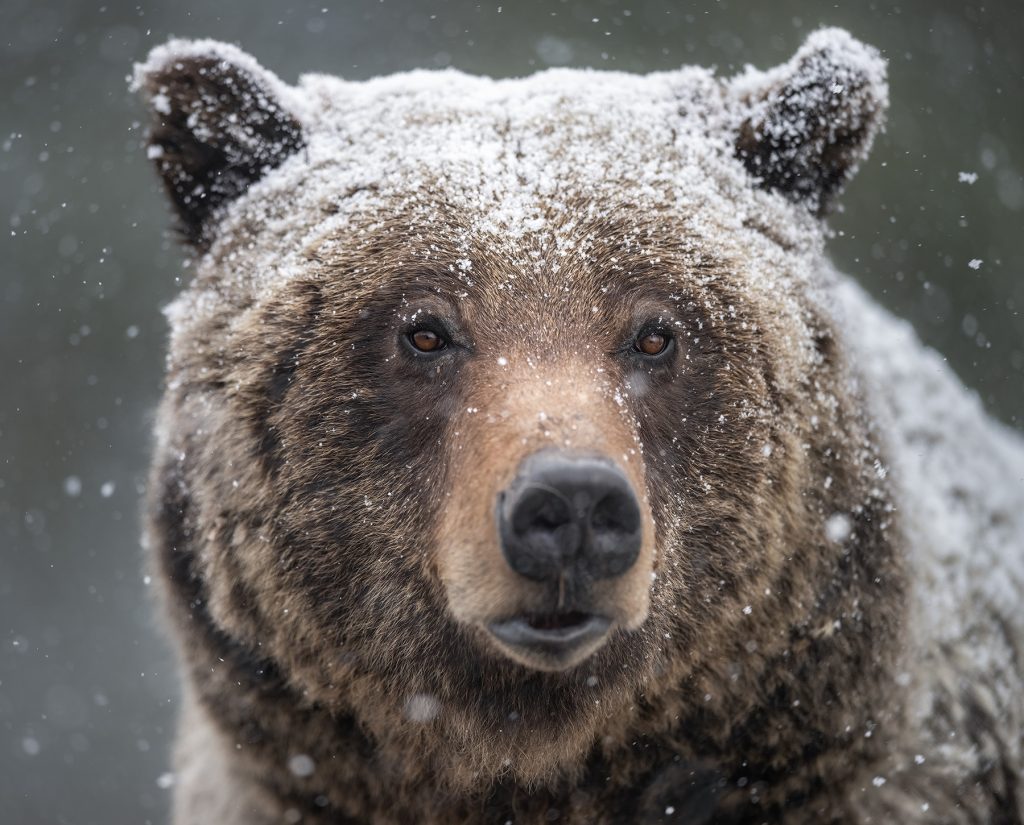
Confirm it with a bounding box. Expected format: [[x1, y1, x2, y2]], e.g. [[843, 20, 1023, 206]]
[[1, 1, 1021, 822]]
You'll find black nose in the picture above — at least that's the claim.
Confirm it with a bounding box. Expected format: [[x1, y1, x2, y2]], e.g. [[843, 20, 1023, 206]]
[[497, 451, 643, 582]]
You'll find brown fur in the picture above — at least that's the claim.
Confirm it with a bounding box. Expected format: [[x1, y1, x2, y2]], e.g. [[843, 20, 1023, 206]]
[[136, 33, 1020, 825], [147, 205, 904, 822]]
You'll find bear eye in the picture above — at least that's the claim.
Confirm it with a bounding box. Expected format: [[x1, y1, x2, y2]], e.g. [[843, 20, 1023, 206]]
[[407, 327, 446, 353], [634, 330, 671, 357]]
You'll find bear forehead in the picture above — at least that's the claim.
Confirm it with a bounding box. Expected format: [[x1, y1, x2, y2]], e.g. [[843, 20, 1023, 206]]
[[285, 66, 750, 233], [300, 66, 723, 160], [165, 62, 825, 342]]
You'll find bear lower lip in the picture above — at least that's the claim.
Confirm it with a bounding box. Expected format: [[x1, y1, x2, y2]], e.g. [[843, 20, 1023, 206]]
[[487, 613, 611, 667]]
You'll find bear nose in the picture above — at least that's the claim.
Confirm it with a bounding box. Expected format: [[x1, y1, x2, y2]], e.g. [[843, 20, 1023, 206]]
[[497, 451, 642, 582]]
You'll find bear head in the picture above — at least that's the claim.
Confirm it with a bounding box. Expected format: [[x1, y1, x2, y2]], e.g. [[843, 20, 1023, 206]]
[[137, 29, 897, 791]]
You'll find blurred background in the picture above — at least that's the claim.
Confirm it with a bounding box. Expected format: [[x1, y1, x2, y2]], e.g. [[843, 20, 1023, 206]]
[[1, 0, 1021, 822]]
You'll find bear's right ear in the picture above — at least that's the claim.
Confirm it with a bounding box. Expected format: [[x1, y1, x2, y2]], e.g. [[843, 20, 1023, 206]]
[[133, 40, 305, 247], [729, 29, 888, 215]]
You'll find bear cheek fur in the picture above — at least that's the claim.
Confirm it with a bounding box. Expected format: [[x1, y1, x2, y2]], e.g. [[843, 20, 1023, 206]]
[[158, 256, 455, 701], [634, 303, 798, 670], [436, 355, 657, 641]]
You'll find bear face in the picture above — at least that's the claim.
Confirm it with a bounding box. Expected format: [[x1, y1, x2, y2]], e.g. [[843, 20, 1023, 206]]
[[137, 30, 915, 818]]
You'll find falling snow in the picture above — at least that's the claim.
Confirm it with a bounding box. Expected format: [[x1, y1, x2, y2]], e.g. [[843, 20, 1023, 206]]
[[824, 513, 851, 544], [404, 692, 441, 723], [287, 753, 316, 778]]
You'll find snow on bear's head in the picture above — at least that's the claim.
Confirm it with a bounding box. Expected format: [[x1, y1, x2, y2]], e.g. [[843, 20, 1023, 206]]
[[134, 28, 886, 274]]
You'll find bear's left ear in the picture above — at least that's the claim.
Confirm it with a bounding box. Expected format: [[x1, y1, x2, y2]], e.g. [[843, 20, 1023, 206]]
[[730, 28, 888, 214], [133, 40, 305, 247]]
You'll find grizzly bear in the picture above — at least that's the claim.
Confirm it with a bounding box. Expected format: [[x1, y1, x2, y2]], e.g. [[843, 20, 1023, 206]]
[[134, 28, 1024, 824]]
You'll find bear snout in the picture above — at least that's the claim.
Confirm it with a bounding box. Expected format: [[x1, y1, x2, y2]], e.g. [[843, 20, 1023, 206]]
[[432, 367, 656, 673]]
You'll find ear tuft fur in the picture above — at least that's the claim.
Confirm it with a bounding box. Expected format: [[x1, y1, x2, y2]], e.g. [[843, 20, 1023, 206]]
[[731, 28, 888, 214], [132, 40, 305, 247]]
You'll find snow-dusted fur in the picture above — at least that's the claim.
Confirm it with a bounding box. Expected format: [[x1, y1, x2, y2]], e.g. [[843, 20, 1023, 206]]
[[135, 29, 1023, 824], [834, 280, 1024, 820]]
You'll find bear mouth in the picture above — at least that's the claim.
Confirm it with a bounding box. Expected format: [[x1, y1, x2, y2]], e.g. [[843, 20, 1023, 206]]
[[487, 612, 611, 671]]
